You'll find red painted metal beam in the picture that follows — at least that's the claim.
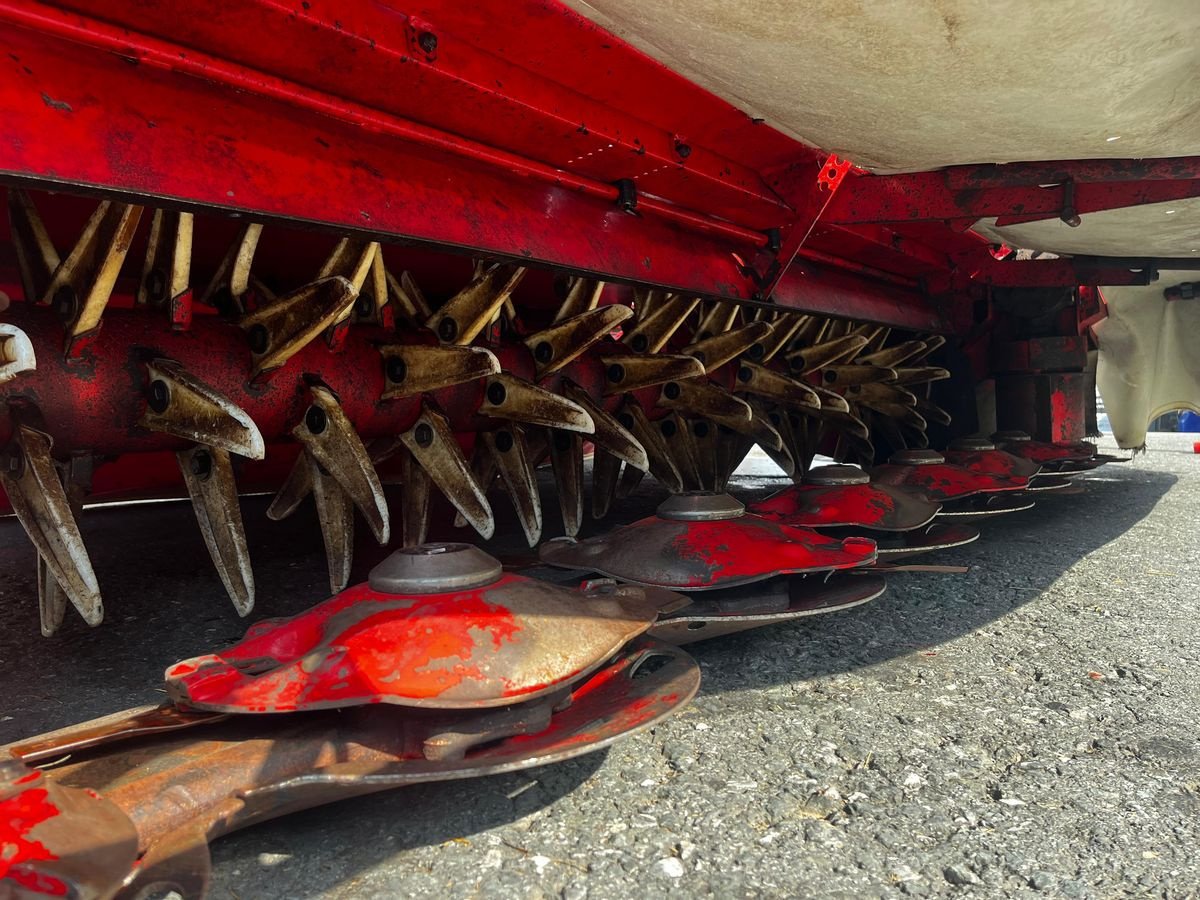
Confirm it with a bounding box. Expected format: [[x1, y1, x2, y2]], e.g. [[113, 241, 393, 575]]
[[825, 160, 1200, 226]]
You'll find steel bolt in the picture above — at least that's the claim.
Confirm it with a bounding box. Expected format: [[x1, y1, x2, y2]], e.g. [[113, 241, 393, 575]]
[[737, 366, 752, 383], [494, 430, 514, 453], [437, 318, 458, 342], [618, 413, 635, 430], [386, 357, 407, 384], [418, 30, 438, 54], [190, 449, 213, 480], [606, 363, 625, 384], [486, 381, 507, 406], [663, 382, 681, 400], [0, 447, 24, 478], [147, 379, 171, 413], [248, 324, 270, 354], [53, 286, 78, 321], [631, 334, 649, 353], [534, 341, 554, 364], [305, 405, 328, 435], [692, 421, 709, 438], [414, 423, 433, 448], [747, 343, 765, 360], [660, 419, 677, 438]]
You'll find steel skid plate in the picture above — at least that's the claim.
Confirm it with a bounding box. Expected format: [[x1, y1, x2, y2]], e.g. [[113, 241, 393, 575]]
[[650, 573, 887, 645], [2, 640, 698, 900], [539, 493, 877, 590], [749, 465, 940, 532], [870, 449, 1029, 502], [943, 437, 1041, 480], [166, 543, 684, 713], [935, 493, 1037, 521], [864, 523, 981, 560]]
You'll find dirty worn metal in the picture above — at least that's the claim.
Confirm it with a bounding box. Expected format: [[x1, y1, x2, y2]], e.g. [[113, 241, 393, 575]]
[[199, 222, 264, 311], [140, 358, 266, 460], [525, 305, 632, 378], [601, 352, 705, 395], [734, 360, 821, 409], [0, 424, 102, 626], [856, 340, 929, 368], [547, 429, 584, 538], [650, 573, 887, 645], [8, 188, 60, 305], [0, 758, 140, 899], [479, 373, 593, 433], [307, 453, 356, 591], [178, 446, 255, 617], [660, 413, 704, 490], [399, 447, 433, 548], [1024, 474, 1074, 492], [935, 492, 1037, 521], [892, 366, 951, 386], [0, 323, 35, 386], [871, 449, 1029, 502], [993, 431, 1097, 464], [944, 437, 1041, 480], [39, 200, 142, 357], [240, 276, 358, 377], [166, 550, 681, 711], [378, 343, 500, 400], [138, 208, 193, 320], [785, 335, 869, 374], [426, 263, 526, 345], [615, 398, 685, 493], [592, 448, 622, 520], [656, 379, 755, 434], [621, 294, 701, 354], [483, 425, 542, 547], [3, 639, 697, 899], [818, 364, 898, 388], [750, 465, 941, 532], [551, 277, 605, 324], [692, 302, 741, 343], [864, 522, 981, 560], [540, 493, 876, 590], [680, 321, 773, 371], [561, 380, 649, 471], [399, 403, 494, 540], [294, 383, 389, 545]]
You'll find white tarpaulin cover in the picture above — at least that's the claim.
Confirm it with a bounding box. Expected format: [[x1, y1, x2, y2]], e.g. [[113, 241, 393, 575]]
[[567, 0, 1200, 437]]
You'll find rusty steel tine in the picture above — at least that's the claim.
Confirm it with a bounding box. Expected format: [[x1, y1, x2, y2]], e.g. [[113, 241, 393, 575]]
[[39, 201, 142, 356], [592, 447, 621, 519], [755, 313, 805, 363], [241, 276, 358, 378], [138, 208, 193, 309], [788, 314, 829, 350], [35, 457, 86, 637], [809, 382, 852, 413], [266, 454, 313, 522], [785, 334, 870, 374], [600, 352, 705, 395], [8, 188, 60, 304], [399, 446, 432, 548], [818, 364, 898, 388], [747, 401, 799, 479], [915, 395, 953, 426], [400, 403, 494, 540], [140, 358, 266, 459], [681, 320, 772, 372], [453, 441, 499, 530], [734, 360, 821, 409], [483, 425, 542, 546], [561, 379, 648, 470], [361, 245, 389, 323], [661, 412, 703, 490], [480, 373, 594, 432], [688, 419, 720, 490], [911, 334, 947, 361], [856, 339, 929, 368], [307, 452, 355, 591], [379, 343, 500, 399], [294, 383, 390, 545], [632, 286, 662, 320], [386, 269, 434, 322], [547, 429, 584, 538], [657, 378, 753, 429], [552, 276, 605, 323], [892, 366, 952, 386], [621, 293, 700, 353], [0, 323, 36, 384], [0, 425, 102, 626], [427, 262, 526, 345], [615, 457, 647, 498], [199, 222, 263, 310], [847, 382, 919, 408], [692, 300, 739, 340], [616, 398, 685, 493], [178, 446, 254, 617], [525, 305, 633, 378], [317, 238, 377, 290]]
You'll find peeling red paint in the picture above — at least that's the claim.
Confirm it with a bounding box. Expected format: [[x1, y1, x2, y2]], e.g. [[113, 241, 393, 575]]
[[0, 786, 67, 896]]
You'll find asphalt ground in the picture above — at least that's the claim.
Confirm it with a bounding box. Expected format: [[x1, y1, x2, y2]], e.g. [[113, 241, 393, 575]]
[[2, 434, 1199, 898]]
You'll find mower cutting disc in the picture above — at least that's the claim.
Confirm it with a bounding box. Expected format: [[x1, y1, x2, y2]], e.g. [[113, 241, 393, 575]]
[[866, 522, 981, 560], [539, 492, 877, 590], [166, 543, 685, 713], [991, 431, 1096, 464], [870, 449, 1029, 502], [936, 493, 1036, 521], [749, 464, 940, 532], [649, 573, 887, 644], [943, 436, 1041, 480]]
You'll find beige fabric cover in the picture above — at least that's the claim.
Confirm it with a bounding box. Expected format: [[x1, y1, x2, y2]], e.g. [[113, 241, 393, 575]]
[[1095, 271, 1200, 448]]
